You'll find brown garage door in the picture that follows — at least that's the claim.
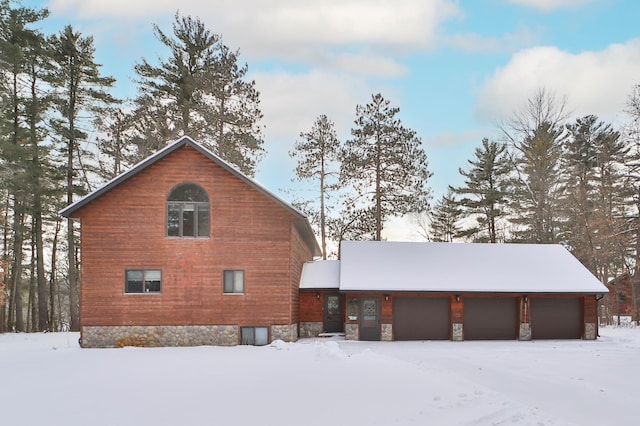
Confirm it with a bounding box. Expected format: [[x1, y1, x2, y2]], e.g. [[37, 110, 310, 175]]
[[393, 297, 449, 340], [463, 297, 518, 340], [531, 297, 582, 339]]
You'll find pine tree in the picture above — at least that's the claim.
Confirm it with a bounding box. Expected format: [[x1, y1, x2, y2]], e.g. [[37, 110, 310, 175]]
[[341, 93, 431, 240], [49, 25, 116, 331], [430, 189, 463, 242], [561, 115, 628, 280], [95, 107, 139, 180], [453, 138, 511, 243], [24, 28, 57, 331], [133, 13, 264, 175], [501, 89, 569, 243], [628, 84, 640, 129], [510, 121, 564, 243], [0, 0, 49, 331], [290, 115, 341, 259]]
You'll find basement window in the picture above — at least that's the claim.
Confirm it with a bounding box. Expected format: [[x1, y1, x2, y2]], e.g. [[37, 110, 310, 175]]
[[241, 327, 268, 346], [125, 270, 161, 293]]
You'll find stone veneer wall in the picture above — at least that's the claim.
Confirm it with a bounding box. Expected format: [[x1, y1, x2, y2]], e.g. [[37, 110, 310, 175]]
[[299, 322, 323, 338], [271, 324, 298, 342], [81, 325, 239, 348], [584, 323, 596, 340], [452, 323, 463, 341], [381, 324, 392, 341], [519, 323, 532, 341], [345, 323, 358, 340]]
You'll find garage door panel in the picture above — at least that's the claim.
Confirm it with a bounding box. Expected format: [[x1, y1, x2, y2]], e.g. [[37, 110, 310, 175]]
[[393, 297, 449, 340], [464, 297, 518, 340], [531, 297, 582, 339]]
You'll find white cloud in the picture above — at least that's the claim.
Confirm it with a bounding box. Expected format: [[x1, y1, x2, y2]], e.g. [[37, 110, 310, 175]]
[[424, 129, 490, 148], [252, 70, 369, 141], [251, 69, 375, 194], [504, 0, 592, 11], [48, 0, 460, 59], [445, 27, 540, 54], [476, 39, 640, 126], [329, 53, 408, 78]]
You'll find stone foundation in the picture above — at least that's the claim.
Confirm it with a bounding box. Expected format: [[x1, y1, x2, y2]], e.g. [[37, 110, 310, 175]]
[[81, 325, 239, 348], [452, 323, 463, 341], [519, 323, 532, 341], [381, 324, 393, 341], [271, 324, 298, 342], [299, 322, 323, 338], [584, 323, 596, 340], [345, 323, 358, 340]]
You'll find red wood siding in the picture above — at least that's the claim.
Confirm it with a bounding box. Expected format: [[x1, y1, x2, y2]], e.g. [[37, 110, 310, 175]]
[[76, 146, 314, 328], [584, 295, 597, 324], [451, 295, 463, 324], [300, 290, 343, 323], [520, 296, 530, 324], [289, 224, 313, 325], [605, 274, 638, 319], [299, 291, 324, 322]]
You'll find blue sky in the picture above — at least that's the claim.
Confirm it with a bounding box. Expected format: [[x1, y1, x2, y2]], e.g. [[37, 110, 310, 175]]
[[25, 0, 640, 238]]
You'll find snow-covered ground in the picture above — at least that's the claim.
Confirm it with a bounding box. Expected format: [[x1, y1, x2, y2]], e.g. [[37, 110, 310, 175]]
[[1, 327, 638, 426]]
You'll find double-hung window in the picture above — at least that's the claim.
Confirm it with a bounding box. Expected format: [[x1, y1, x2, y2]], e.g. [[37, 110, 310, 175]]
[[167, 183, 209, 238]]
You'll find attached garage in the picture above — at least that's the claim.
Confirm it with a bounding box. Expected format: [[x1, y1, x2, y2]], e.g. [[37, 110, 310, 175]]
[[393, 297, 449, 340], [303, 241, 608, 341], [463, 297, 518, 340], [531, 297, 583, 339]]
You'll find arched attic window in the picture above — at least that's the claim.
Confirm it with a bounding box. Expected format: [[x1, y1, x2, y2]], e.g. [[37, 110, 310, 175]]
[[167, 183, 210, 238]]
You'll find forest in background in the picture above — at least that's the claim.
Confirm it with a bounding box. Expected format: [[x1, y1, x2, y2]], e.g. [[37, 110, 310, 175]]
[[1, 0, 640, 331]]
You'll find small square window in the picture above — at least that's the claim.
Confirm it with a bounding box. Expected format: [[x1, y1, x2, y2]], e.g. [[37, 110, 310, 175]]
[[223, 270, 244, 294], [126, 270, 161, 294], [241, 327, 268, 346]]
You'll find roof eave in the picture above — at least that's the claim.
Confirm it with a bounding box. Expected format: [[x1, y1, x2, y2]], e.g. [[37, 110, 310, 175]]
[[59, 136, 194, 218]]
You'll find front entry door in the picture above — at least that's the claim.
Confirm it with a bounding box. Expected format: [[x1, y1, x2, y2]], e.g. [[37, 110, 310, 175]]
[[324, 294, 343, 333], [360, 298, 380, 341]]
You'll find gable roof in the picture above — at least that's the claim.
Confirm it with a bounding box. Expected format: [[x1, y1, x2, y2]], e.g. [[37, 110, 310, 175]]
[[60, 136, 321, 257], [338, 241, 608, 294]]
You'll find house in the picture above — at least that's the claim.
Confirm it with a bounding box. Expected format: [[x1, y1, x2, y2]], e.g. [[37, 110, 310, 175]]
[[60, 136, 321, 348], [61, 136, 609, 347], [604, 273, 639, 323], [299, 241, 609, 341]]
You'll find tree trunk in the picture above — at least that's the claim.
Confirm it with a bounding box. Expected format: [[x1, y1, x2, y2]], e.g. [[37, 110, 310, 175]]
[[0, 193, 9, 332], [320, 150, 327, 259], [49, 218, 61, 331], [67, 219, 79, 331], [375, 132, 382, 241], [633, 211, 640, 325], [34, 206, 48, 331], [28, 234, 36, 332], [67, 131, 80, 331], [29, 70, 50, 332], [10, 208, 25, 332]]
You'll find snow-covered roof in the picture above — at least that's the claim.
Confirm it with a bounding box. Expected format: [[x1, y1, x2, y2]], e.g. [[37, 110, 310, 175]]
[[339, 241, 608, 294], [299, 260, 340, 289]]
